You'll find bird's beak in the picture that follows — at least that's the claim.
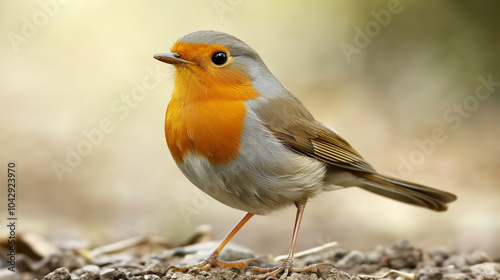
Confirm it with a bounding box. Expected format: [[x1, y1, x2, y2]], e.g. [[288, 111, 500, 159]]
[[153, 53, 196, 66]]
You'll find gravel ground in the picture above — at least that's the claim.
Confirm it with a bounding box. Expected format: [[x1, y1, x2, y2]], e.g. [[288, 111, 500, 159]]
[[2, 236, 499, 280]]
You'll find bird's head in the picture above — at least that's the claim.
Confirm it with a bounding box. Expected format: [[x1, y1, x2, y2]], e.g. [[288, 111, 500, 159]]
[[154, 30, 270, 100]]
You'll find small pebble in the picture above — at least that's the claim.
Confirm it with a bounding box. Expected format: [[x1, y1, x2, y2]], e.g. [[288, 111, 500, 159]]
[[386, 239, 421, 269], [427, 248, 451, 265], [417, 266, 443, 280], [99, 268, 126, 280], [337, 270, 353, 280], [466, 251, 492, 265], [43, 267, 71, 280], [314, 264, 338, 279], [74, 266, 100, 280], [330, 248, 349, 261], [336, 250, 365, 269], [443, 255, 468, 268], [470, 262, 500, 278], [50, 251, 86, 271], [79, 271, 99, 280], [365, 250, 382, 264], [144, 259, 166, 274]]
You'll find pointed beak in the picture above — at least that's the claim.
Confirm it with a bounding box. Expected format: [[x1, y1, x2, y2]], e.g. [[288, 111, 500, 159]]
[[153, 53, 196, 66]]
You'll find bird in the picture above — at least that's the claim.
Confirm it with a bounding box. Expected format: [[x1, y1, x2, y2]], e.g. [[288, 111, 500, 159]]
[[154, 30, 457, 279]]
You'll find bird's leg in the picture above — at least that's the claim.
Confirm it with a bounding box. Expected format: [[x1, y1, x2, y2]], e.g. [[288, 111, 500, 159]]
[[165, 212, 260, 274], [246, 199, 335, 279]]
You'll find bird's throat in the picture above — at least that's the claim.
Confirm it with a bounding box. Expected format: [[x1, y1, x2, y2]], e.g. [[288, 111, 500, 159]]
[[165, 69, 259, 165]]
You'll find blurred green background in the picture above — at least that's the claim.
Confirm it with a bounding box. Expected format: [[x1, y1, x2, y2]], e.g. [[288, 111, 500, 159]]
[[1, 1, 499, 258]]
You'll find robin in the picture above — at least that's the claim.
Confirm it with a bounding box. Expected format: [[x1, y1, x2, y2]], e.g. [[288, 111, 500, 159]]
[[154, 30, 456, 279]]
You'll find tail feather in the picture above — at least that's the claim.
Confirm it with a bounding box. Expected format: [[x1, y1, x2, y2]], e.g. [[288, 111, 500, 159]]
[[358, 173, 457, 212]]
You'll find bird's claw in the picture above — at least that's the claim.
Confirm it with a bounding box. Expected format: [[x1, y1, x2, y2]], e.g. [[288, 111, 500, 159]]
[[165, 256, 261, 275], [244, 260, 335, 280]]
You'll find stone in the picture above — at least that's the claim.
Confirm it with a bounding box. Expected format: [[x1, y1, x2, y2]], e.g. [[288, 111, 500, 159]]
[[465, 251, 491, 265], [443, 255, 468, 268], [144, 259, 166, 274], [43, 267, 71, 280], [99, 268, 127, 280], [470, 262, 500, 278], [336, 250, 365, 269], [386, 239, 422, 269]]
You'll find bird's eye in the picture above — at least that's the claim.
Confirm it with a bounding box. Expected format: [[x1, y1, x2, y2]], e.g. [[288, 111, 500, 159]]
[[211, 51, 228, 66]]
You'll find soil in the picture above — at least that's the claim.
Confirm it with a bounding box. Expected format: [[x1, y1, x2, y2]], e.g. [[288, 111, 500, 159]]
[[2, 234, 499, 280]]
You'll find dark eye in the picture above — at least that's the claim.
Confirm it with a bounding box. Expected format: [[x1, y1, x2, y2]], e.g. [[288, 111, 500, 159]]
[[211, 51, 228, 66]]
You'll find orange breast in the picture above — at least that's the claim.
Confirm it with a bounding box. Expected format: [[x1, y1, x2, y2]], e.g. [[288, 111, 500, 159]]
[[165, 62, 259, 165]]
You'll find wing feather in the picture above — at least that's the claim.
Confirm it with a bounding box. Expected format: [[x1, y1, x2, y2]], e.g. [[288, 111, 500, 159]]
[[253, 97, 375, 173]]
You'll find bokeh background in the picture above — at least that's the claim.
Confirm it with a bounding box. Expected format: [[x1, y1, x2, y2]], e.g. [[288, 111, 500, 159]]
[[1, 1, 499, 259]]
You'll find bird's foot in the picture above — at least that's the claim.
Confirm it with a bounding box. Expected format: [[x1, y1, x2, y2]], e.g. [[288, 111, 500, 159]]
[[165, 252, 260, 274], [245, 258, 335, 280]]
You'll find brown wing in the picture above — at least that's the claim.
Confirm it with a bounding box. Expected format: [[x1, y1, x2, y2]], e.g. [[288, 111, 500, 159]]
[[254, 97, 376, 174], [270, 118, 376, 173]]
